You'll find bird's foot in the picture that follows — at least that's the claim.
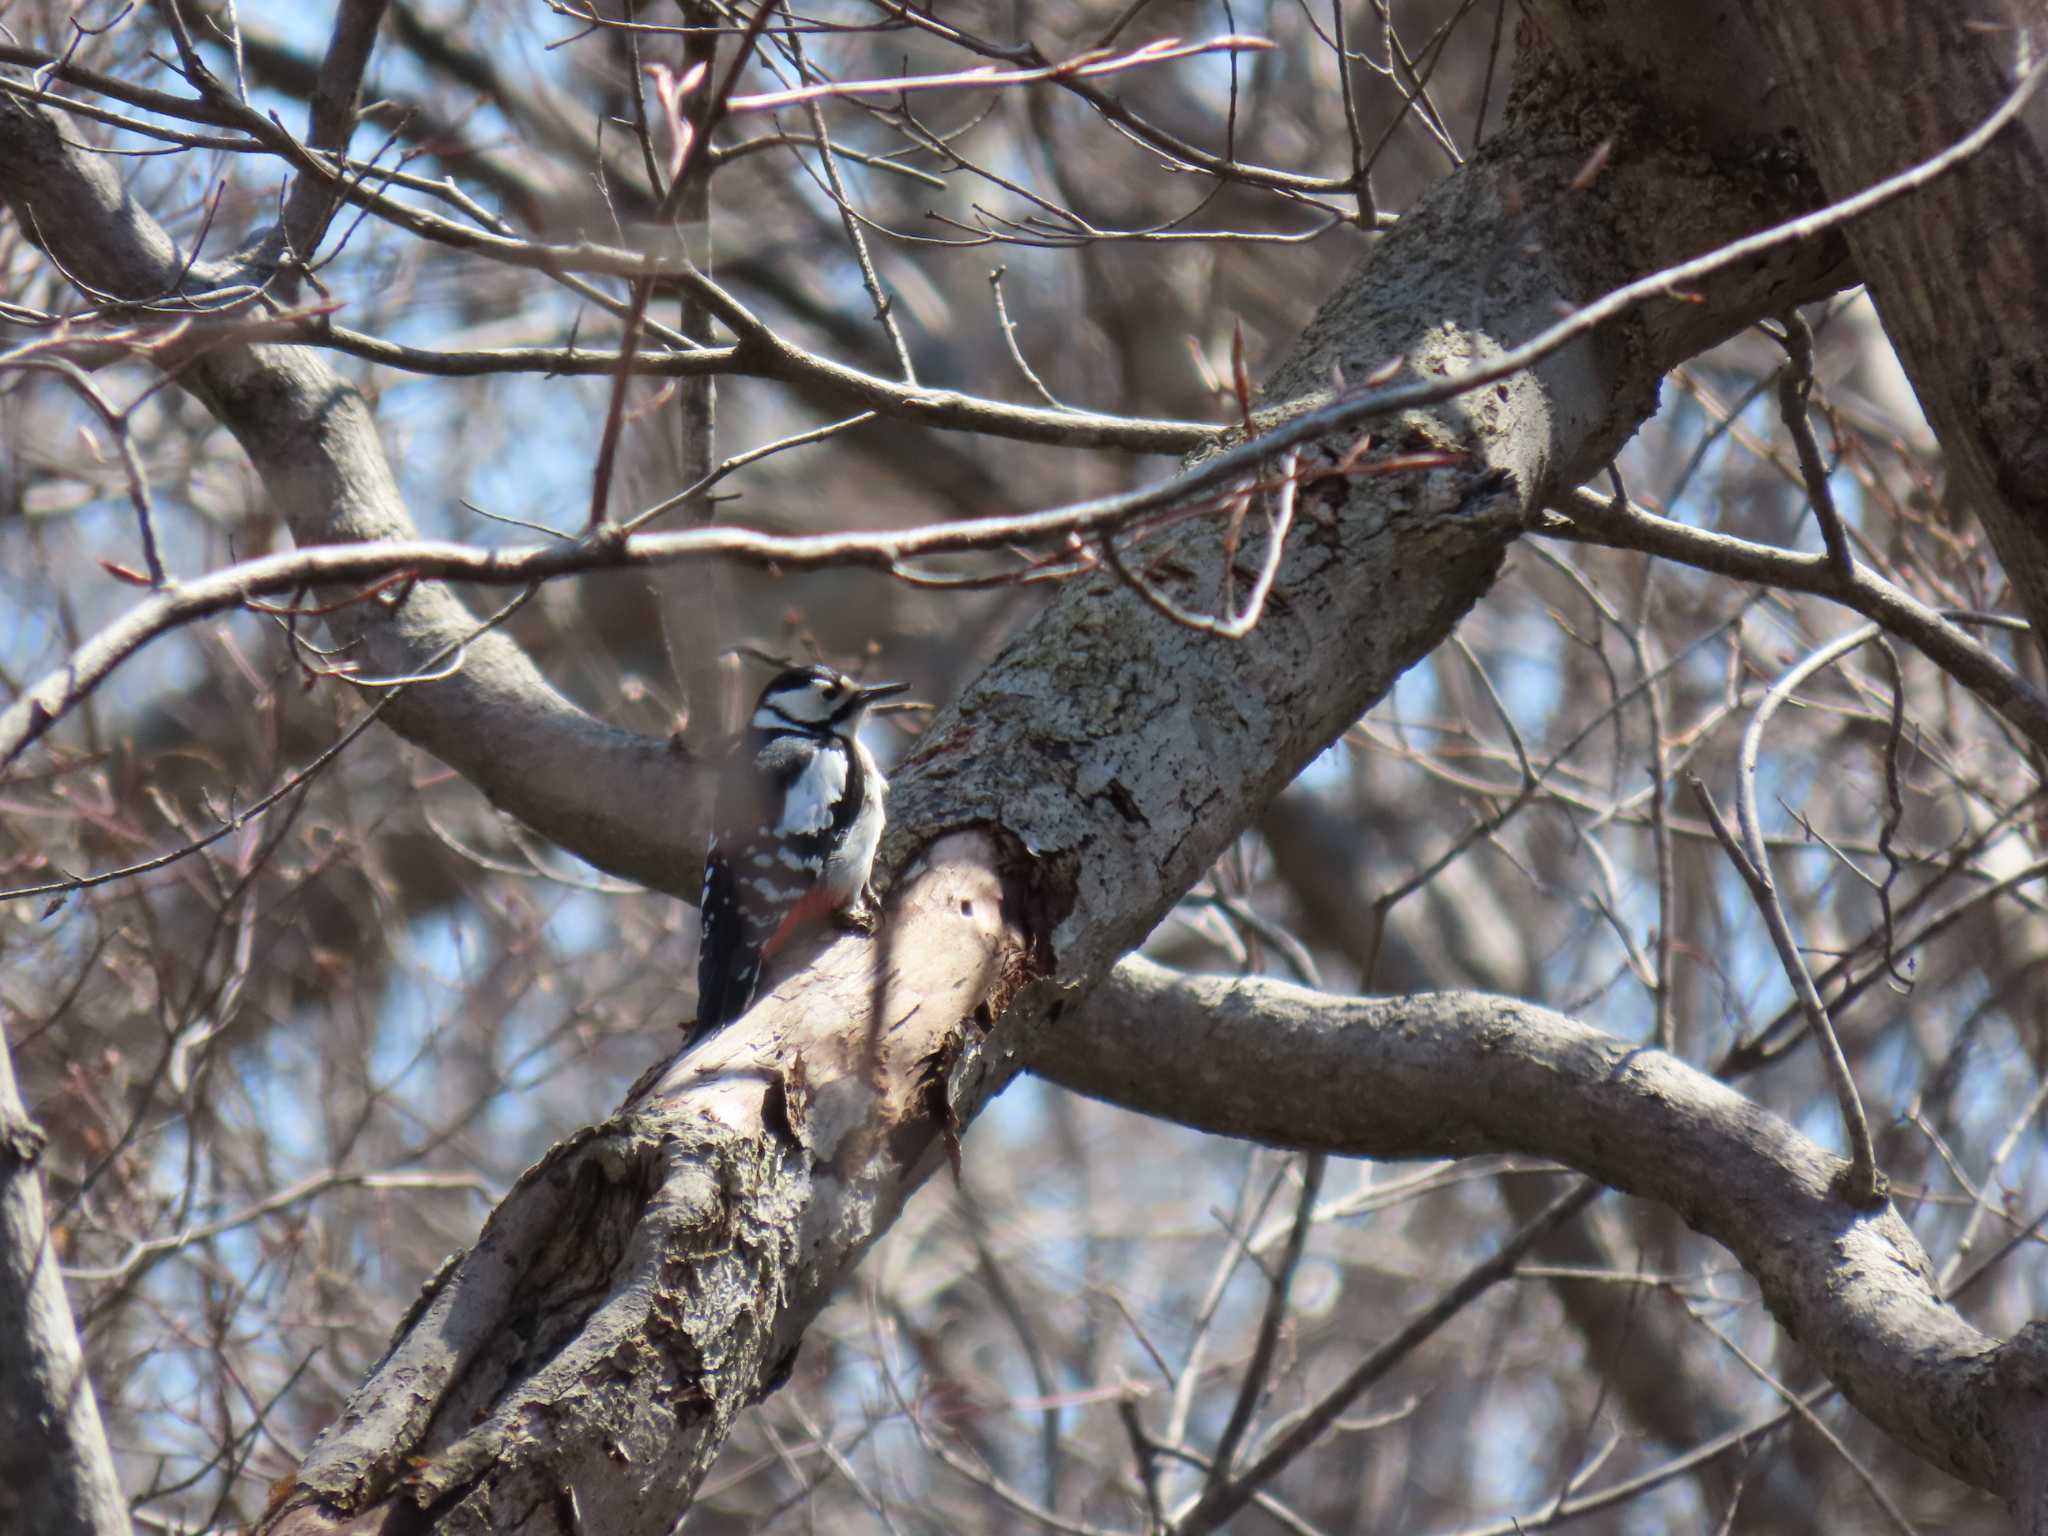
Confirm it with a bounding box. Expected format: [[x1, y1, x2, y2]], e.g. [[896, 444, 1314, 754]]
[[835, 889, 882, 936]]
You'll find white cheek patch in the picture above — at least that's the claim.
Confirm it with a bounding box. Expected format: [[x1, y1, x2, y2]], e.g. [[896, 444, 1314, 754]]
[[755, 682, 840, 729], [778, 751, 847, 836]]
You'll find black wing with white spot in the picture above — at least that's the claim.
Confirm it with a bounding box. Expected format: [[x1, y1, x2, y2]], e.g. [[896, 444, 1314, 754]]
[[690, 733, 829, 1042], [692, 848, 761, 1041]]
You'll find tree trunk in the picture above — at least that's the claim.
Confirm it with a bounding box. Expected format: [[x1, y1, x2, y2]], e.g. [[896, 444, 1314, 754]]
[[1737, 0, 2048, 652]]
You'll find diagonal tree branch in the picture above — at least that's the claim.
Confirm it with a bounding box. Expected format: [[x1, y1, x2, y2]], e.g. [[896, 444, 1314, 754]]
[[233, 7, 1868, 1527], [275, 0, 392, 265]]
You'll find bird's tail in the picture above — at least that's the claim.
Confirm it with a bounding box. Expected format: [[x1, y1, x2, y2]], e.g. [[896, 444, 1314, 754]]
[[688, 945, 762, 1048]]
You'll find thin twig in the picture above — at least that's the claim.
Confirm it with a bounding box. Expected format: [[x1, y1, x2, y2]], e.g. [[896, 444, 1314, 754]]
[[959, 1189, 1066, 1511], [1204, 1153, 1326, 1490], [621, 411, 873, 532], [1634, 582, 1678, 1051], [1104, 453, 1299, 639], [1687, 1309, 1922, 1535], [1772, 310, 1855, 583], [1734, 630, 1884, 1201], [784, 20, 917, 383], [1, 586, 539, 902], [1362, 606, 1755, 984], [1868, 637, 1914, 988], [587, 2, 774, 530], [8, 355, 164, 584], [728, 33, 1275, 113], [1119, 1395, 1167, 1534], [989, 266, 1067, 410], [1175, 1183, 1602, 1535], [1543, 486, 2048, 754], [1327, 0, 1374, 221], [1165, 1152, 1280, 1453], [1939, 1069, 2048, 1291]]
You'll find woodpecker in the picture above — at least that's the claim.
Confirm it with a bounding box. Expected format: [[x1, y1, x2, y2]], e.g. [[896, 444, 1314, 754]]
[[691, 664, 908, 1042]]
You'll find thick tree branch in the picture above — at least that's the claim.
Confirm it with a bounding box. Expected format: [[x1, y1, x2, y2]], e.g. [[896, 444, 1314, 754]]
[[275, 0, 391, 264], [261, 832, 1026, 1535], [1026, 957, 2036, 1502], [0, 1033, 126, 1536]]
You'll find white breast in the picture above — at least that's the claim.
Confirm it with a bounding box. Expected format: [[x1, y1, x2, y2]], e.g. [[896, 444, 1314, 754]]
[[821, 739, 886, 899], [778, 746, 848, 836]]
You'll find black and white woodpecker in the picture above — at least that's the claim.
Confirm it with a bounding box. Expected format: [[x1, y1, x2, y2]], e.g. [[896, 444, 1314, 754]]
[[691, 664, 908, 1042]]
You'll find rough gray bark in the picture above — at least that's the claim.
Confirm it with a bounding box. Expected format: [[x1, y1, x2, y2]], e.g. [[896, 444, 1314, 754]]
[[880, 2, 1844, 987], [1735, 0, 2048, 655], [0, 1037, 127, 1536]]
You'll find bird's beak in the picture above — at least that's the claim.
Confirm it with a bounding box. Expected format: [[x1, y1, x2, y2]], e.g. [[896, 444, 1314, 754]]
[[855, 680, 910, 705]]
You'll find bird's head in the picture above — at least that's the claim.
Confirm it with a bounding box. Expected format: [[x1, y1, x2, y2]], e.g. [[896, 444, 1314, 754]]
[[750, 665, 908, 738]]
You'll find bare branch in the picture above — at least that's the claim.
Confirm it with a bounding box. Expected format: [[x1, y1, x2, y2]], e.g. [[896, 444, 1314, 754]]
[[0, 86, 714, 894], [1770, 309, 1855, 583], [1175, 1180, 1599, 1535], [1026, 956, 2037, 1499], [726, 33, 1277, 114], [1542, 486, 2048, 751], [1202, 1152, 1326, 1492], [1729, 629, 1887, 1202]]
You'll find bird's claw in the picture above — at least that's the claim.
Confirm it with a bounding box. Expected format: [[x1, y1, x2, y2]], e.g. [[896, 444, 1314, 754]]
[[835, 889, 882, 935]]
